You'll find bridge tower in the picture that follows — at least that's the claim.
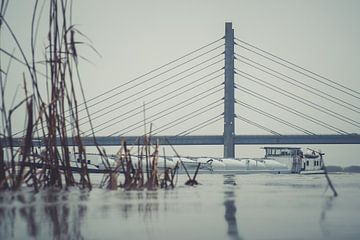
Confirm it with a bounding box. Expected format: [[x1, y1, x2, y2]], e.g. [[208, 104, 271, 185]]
[[223, 22, 235, 158]]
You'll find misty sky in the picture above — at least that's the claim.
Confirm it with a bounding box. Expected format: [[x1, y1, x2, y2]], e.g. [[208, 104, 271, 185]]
[[1, 0, 360, 165]]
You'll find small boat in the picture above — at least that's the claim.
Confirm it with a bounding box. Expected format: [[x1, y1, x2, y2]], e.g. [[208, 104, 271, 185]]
[[263, 147, 325, 174], [66, 147, 325, 174], [177, 156, 289, 173]]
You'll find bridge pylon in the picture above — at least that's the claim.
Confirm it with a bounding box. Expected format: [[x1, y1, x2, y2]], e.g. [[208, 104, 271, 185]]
[[223, 22, 235, 158]]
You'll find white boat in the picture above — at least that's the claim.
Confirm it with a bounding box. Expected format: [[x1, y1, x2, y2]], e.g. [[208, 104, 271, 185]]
[[263, 147, 325, 174], [215, 158, 289, 173], [71, 153, 178, 173], [176, 147, 325, 174], [70, 147, 325, 175], [178, 156, 289, 173]]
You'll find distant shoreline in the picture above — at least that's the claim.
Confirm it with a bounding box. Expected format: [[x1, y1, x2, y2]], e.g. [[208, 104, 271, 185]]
[[326, 165, 360, 173]]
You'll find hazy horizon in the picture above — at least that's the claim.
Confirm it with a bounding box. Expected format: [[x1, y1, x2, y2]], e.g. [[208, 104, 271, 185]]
[[1, 0, 359, 165]]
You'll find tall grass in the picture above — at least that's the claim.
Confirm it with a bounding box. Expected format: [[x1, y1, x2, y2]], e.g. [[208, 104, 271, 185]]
[[100, 136, 166, 191], [0, 0, 182, 192], [0, 0, 92, 191]]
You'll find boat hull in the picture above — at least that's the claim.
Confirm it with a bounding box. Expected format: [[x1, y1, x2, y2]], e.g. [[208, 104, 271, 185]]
[[299, 169, 325, 175]]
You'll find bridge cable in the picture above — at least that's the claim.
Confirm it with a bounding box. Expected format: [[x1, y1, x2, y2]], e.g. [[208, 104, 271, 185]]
[[235, 115, 281, 135], [152, 102, 223, 136], [176, 114, 224, 136], [235, 84, 348, 134], [76, 55, 224, 126], [235, 54, 360, 114], [107, 86, 223, 136], [86, 74, 223, 133], [71, 38, 224, 112], [234, 37, 360, 99], [115, 91, 223, 137], [235, 69, 360, 128], [74, 46, 224, 116], [117, 99, 223, 137], [12, 44, 224, 137], [19, 41, 225, 137], [235, 100, 315, 135], [28, 54, 223, 137], [85, 69, 223, 132]]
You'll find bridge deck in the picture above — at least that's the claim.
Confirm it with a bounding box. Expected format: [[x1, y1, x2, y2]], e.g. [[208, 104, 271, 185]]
[[4, 134, 360, 147], [84, 134, 360, 146]]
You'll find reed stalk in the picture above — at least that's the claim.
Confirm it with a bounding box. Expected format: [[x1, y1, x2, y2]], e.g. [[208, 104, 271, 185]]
[[0, 0, 95, 190]]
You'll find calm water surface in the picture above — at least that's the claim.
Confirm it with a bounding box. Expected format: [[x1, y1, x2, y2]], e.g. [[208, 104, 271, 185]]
[[1, 173, 360, 240]]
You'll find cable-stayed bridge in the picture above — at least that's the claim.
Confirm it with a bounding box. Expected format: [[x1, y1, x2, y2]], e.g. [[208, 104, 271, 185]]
[[8, 22, 360, 158]]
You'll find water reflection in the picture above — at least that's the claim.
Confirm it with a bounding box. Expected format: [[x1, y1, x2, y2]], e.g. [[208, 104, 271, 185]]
[[20, 205, 38, 238], [223, 175, 242, 240], [319, 196, 335, 237], [117, 190, 161, 220], [0, 189, 89, 240], [93, 189, 166, 222], [0, 205, 16, 239]]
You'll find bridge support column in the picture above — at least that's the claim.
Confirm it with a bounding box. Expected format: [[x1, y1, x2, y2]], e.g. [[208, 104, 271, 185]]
[[223, 22, 235, 158]]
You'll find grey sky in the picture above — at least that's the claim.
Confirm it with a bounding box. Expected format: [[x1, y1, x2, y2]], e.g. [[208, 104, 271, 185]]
[[1, 0, 360, 165]]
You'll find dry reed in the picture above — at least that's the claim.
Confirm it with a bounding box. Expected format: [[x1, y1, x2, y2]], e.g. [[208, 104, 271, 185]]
[[0, 0, 93, 191], [1, 0, 187, 192]]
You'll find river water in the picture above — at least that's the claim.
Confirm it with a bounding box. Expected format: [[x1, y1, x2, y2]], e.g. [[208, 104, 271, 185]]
[[1, 173, 359, 240]]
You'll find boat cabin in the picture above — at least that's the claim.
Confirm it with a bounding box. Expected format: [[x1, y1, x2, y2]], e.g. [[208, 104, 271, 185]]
[[301, 150, 324, 174], [264, 147, 302, 158], [263, 147, 324, 174]]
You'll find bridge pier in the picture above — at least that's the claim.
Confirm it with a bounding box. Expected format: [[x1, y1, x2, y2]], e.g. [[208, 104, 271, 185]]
[[223, 22, 235, 158]]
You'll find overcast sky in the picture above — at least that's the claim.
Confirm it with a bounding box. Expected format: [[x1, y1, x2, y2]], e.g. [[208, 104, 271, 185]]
[[1, 0, 360, 164]]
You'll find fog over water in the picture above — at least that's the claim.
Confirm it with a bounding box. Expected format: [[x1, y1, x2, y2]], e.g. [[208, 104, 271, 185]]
[[2, 1, 359, 166]]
